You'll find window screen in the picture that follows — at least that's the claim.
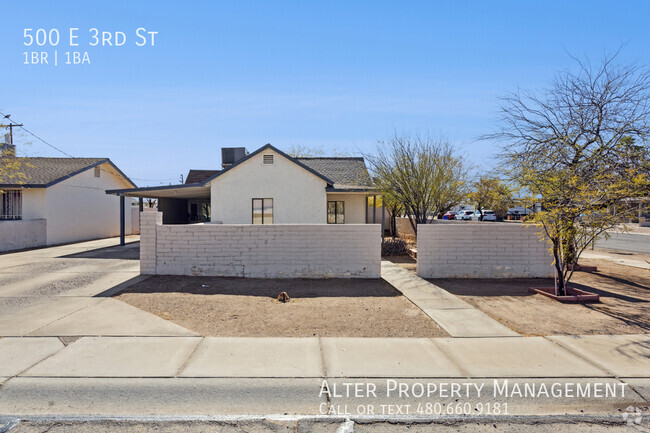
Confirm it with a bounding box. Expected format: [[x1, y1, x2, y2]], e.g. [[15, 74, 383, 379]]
[[0, 190, 22, 220]]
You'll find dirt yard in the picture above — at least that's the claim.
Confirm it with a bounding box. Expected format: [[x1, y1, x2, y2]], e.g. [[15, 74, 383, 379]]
[[426, 258, 650, 336], [116, 276, 449, 338]]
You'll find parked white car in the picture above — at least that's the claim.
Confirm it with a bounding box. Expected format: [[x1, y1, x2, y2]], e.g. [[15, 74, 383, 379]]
[[471, 210, 497, 221], [455, 210, 474, 220]]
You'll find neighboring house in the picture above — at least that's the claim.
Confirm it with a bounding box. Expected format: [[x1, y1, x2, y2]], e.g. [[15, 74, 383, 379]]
[[108, 144, 386, 227], [0, 156, 137, 251]]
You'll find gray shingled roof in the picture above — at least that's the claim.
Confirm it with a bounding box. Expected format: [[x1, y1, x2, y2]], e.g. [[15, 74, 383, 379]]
[[0, 157, 129, 187], [185, 169, 220, 184], [296, 157, 373, 188]]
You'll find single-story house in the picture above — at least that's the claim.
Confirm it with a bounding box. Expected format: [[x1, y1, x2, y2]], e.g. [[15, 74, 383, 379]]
[[107, 144, 388, 227], [0, 154, 137, 251]]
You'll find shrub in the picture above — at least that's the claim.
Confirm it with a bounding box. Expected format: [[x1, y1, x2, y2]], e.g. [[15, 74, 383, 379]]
[[382, 238, 410, 256]]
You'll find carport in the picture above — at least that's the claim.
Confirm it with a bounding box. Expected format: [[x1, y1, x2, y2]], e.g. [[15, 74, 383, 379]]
[[106, 183, 211, 245]]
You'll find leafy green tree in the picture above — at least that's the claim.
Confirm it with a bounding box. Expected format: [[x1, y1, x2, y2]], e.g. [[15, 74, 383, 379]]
[[467, 177, 513, 219], [486, 52, 650, 295], [0, 146, 25, 192]]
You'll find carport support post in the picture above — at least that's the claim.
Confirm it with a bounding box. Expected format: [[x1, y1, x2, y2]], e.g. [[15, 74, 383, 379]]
[[381, 194, 385, 242], [372, 194, 377, 223], [120, 195, 125, 246]]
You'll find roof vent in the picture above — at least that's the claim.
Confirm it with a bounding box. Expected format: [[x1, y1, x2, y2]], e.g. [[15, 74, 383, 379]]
[[263, 154, 274, 165], [221, 147, 248, 169]]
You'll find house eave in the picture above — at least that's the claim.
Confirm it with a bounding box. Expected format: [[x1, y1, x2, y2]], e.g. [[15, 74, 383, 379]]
[[106, 183, 210, 199], [326, 187, 378, 193]]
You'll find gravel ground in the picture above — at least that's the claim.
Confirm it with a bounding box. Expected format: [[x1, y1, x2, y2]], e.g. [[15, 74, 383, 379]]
[[116, 276, 449, 338], [426, 258, 650, 336]]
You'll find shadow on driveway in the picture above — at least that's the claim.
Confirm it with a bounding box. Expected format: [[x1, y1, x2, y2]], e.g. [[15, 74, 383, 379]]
[[59, 242, 140, 260]]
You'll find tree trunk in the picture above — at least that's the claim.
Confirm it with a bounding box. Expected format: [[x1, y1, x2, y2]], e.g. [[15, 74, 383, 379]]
[[552, 241, 567, 297]]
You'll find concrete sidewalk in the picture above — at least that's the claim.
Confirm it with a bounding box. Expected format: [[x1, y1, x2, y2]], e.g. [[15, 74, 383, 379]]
[[581, 249, 650, 270], [0, 334, 647, 416], [1, 334, 647, 380], [381, 261, 519, 337]]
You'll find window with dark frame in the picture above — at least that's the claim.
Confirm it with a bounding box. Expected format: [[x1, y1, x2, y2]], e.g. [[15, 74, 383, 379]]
[[327, 201, 345, 224], [252, 198, 273, 224], [1, 189, 22, 220]]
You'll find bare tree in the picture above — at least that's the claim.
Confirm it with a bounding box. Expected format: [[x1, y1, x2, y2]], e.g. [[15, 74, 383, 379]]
[[286, 145, 349, 158], [486, 51, 650, 296], [365, 133, 469, 235]]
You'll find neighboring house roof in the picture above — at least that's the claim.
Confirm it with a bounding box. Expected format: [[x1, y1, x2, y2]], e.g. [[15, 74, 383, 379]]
[[297, 157, 374, 189], [185, 169, 220, 184], [0, 157, 136, 188]]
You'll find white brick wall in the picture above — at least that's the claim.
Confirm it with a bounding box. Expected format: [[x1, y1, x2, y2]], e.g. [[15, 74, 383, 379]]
[[417, 222, 554, 278], [140, 208, 162, 274], [140, 212, 381, 278]]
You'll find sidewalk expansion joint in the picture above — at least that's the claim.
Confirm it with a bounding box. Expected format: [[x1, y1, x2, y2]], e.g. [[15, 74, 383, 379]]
[[174, 337, 205, 377], [318, 336, 331, 410], [542, 336, 618, 377], [24, 301, 100, 337]]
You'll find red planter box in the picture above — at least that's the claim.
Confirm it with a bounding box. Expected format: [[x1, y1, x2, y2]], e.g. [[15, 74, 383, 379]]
[[530, 287, 600, 303]]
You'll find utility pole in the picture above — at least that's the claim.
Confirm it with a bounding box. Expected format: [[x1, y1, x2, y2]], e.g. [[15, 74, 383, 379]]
[[1, 115, 23, 145]]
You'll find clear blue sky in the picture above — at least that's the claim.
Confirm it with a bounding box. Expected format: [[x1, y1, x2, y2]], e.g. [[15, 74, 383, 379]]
[[2, 1, 649, 186]]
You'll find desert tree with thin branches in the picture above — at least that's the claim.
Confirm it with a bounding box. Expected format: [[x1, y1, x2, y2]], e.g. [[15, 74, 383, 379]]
[[365, 133, 470, 235], [485, 51, 650, 296]]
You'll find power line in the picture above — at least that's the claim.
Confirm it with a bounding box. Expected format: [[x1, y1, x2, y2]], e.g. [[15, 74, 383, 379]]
[[130, 177, 178, 182], [0, 112, 181, 186], [0, 111, 75, 157]]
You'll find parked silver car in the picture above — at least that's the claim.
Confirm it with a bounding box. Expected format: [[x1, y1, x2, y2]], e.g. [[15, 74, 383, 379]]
[[471, 210, 497, 221], [455, 210, 474, 220]]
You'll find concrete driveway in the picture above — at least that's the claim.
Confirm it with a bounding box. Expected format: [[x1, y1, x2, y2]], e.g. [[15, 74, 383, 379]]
[[0, 236, 195, 337]]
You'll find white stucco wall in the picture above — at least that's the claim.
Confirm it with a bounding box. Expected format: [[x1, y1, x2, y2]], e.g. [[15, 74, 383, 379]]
[[210, 149, 328, 224], [42, 162, 134, 245], [21, 188, 46, 220], [326, 193, 367, 224], [0, 219, 46, 252]]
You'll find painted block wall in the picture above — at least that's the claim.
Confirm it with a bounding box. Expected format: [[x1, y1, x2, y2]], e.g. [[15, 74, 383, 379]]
[[0, 219, 46, 252], [140, 208, 162, 274], [140, 210, 381, 278], [417, 222, 554, 278]]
